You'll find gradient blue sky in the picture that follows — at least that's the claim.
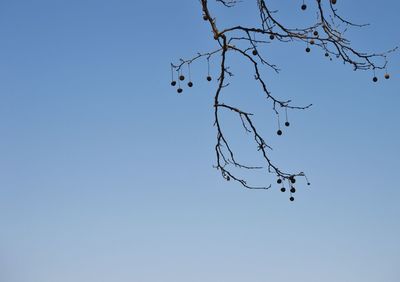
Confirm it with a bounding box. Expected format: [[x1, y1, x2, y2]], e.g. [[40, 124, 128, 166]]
[[0, 1, 399, 281]]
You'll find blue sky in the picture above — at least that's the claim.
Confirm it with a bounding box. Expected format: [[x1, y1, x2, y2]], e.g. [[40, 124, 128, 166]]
[[0, 1, 399, 281]]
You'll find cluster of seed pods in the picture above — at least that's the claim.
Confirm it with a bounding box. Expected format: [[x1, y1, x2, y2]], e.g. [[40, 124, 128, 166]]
[[275, 108, 291, 136], [277, 175, 311, 202], [300, 0, 391, 81], [170, 60, 213, 94], [273, 107, 311, 201], [372, 72, 390, 83]]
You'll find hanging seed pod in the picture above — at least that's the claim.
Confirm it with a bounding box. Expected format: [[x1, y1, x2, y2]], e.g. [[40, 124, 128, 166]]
[[170, 64, 177, 87], [284, 108, 290, 127], [206, 58, 212, 82]]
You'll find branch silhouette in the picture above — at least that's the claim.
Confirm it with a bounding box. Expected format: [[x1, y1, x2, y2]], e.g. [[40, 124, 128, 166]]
[[171, 0, 396, 201]]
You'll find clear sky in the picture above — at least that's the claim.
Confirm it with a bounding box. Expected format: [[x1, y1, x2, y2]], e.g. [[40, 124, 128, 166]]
[[0, 1, 399, 281]]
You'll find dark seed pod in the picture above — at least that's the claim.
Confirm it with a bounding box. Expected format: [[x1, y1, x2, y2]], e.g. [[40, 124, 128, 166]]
[[269, 34, 275, 40], [384, 73, 390, 80], [179, 75, 185, 81], [373, 76, 378, 82], [290, 177, 296, 184], [313, 31, 319, 36], [171, 81, 177, 86], [290, 187, 296, 193], [325, 52, 329, 57], [307, 182, 311, 186], [310, 39, 315, 45], [277, 129, 283, 136], [207, 76, 212, 81], [306, 47, 311, 53], [331, 0, 337, 4], [252, 49, 258, 56], [177, 88, 183, 93], [188, 81, 193, 87], [281, 187, 286, 192], [203, 15, 208, 21], [301, 4, 307, 10], [290, 197, 295, 202], [285, 121, 290, 127], [277, 179, 282, 184]]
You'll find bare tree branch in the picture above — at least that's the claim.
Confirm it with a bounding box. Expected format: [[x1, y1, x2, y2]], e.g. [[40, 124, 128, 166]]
[[171, 0, 396, 201]]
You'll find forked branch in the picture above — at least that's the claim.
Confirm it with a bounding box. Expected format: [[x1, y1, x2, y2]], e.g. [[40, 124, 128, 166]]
[[171, 0, 395, 200]]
